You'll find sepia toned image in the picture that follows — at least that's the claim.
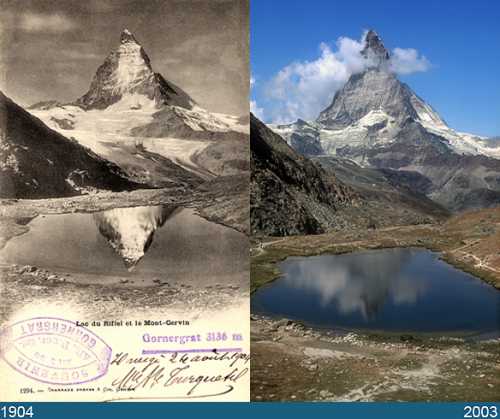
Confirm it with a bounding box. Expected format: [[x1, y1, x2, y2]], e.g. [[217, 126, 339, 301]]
[[0, 0, 249, 401], [250, 1, 500, 402]]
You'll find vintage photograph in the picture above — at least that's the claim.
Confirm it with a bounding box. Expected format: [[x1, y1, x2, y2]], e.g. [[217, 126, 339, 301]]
[[0, 0, 249, 401], [250, 0, 500, 401]]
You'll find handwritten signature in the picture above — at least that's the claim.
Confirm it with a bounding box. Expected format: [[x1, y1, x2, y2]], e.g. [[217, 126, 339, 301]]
[[108, 351, 249, 399]]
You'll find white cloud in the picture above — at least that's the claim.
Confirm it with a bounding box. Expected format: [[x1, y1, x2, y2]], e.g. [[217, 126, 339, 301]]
[[390, 47, 431, 74], [264, 38, 364, 123], [262, 31, 431, 124], [20, 12, 78, 33], [250, 100, 264, 120]]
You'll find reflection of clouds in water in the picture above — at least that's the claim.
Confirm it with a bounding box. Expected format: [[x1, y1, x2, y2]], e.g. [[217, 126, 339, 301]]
[[281, 249, 428, 320], [93, 205, 177, 269], [391, 278, 426, 305]]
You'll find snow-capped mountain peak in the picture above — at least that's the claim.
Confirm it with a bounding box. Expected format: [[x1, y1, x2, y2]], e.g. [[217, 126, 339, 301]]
[[271, 30, 500, 211], [27, 28, 245, 188], [120, 28, 138, 44], [114, 32, 153, 91], [316, 31, 451, 134], [75, 29, 194, 111], [361, 29, 390, 65]]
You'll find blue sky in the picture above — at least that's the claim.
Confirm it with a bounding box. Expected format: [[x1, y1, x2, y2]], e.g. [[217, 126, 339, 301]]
[[251, 0, 500, 137]]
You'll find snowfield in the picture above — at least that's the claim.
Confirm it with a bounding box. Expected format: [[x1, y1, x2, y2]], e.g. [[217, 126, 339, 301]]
[[271, 105, 500, 161], [30, 99, 237, 179]]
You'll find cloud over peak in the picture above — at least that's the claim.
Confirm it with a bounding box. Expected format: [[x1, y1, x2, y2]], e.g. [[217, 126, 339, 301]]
[[260, 31, 431, 124], [390, 47, 431, 74]]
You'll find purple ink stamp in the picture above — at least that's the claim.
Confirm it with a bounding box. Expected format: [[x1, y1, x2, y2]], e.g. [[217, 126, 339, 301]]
[[0, 317, 112, 385]]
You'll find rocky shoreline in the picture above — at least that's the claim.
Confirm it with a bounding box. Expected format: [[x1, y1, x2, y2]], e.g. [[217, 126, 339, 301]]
[[251, 315, 500, 401], [0, 263, 247, 324], [250, 207, 500, 401]]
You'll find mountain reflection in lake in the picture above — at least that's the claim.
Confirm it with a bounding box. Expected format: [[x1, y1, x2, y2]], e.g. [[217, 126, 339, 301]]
[[93, 205, 177, 269], [281, 248, 428, 319], [0, 206, 248, 286], [252, 248, 500, 335]]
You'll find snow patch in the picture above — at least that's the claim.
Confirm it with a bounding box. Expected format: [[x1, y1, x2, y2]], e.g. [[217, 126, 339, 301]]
[[212, 112, 248, 133], [172, 105, 232, 132], [358, 109, 389, 127], [106, 94, 157, 112], [112, 41, 152, 95], [29, 100, 238, 179]]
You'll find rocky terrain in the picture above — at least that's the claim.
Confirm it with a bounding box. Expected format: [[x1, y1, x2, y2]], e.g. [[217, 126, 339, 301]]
[[0, 263, 246, 325], [315, 156, 449, 222], [251, 114, 354, 235], [272, 30, 500, 211], [251, 316, 500, 401], [251, 114, 448, 237], [0, 92, 144, 198]]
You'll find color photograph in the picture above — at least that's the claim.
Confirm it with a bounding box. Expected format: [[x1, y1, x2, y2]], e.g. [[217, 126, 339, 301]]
[[250, 0, 500, 402]]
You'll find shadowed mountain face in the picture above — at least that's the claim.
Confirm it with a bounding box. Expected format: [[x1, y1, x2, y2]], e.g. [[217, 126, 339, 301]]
[[251, 113, 447, 236], [250, 113, 355, 236], [93, 205, 177, 269], [0, 91, 142, 199], [75, 29, 194, 111], [314, 156, 449, 221], [272, 30, 500, 212]]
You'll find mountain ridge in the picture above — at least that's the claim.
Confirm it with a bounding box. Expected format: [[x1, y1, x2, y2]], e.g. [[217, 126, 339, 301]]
[[251, 113, 354, 235], [271, 30, 500, 211], [250, 113, 447, 236], [75, 29, 194, 111], [24, 29, 248, 189], [0, 91, 144, 198]]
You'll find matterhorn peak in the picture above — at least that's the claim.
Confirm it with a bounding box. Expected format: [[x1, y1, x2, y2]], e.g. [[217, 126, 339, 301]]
[[120, 28, 139, 44], [361, 29, 390, 65], [316, 29, 416, 128], [75, 29, 194, 110]]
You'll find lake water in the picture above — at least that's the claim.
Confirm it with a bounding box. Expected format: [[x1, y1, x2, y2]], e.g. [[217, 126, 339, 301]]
[[0, 206, 248, 286], [252, 248, 500, 336]]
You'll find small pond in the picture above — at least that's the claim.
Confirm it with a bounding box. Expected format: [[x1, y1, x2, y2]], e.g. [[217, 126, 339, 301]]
[[0, 206, 248, 286], [252, 248, 500, 336]]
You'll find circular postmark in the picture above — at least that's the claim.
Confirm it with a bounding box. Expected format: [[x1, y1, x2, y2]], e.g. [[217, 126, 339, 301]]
[[0, 317, 111, 385]]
